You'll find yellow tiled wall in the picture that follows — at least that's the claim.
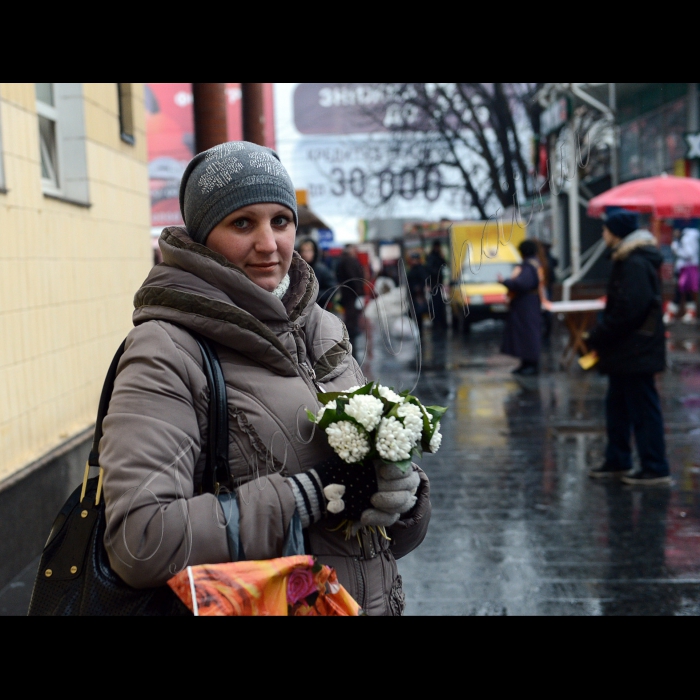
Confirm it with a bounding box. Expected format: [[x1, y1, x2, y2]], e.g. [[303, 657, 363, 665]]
[[0, 83, 152, 482]]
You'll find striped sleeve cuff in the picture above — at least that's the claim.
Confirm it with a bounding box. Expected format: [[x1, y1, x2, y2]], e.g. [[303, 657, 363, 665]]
[[288, 469, 326, 528]]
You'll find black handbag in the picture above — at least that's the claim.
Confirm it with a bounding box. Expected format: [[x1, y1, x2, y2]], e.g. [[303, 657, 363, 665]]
[[27, 331, 232, 616]]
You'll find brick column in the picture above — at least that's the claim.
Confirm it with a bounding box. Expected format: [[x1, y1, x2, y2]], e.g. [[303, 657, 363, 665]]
[[242, 83, 266, 146], [192, 83, 228, 154]]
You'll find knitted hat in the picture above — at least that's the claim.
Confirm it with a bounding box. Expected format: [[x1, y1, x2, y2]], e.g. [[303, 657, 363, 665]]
[[603, 209, 638, 238], [179, 141, 298, 245]]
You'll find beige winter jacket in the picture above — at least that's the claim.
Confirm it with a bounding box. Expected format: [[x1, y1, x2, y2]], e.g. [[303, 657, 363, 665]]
[[100, 227, 431, 616]]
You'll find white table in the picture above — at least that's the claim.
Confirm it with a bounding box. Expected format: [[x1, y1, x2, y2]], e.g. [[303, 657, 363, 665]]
[[545, 299, 606, 369]]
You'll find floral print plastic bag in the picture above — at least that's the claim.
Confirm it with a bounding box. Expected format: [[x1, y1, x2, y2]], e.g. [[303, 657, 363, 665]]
[[167, 554, 363, 616]]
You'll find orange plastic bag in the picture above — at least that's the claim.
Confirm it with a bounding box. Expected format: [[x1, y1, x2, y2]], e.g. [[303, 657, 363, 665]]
[[167, 554, 363, 616]]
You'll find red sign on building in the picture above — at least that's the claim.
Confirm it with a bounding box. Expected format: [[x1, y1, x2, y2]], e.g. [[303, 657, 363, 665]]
[[146, 83, 275, 230]]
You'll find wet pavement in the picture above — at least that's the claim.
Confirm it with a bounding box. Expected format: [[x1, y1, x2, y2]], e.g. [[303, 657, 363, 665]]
[[357, 306, 700, 615], [2, 305, 700, 616]]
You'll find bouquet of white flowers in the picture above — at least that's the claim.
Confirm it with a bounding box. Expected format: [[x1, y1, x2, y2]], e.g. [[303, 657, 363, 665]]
[[306, 382, 446, 473]]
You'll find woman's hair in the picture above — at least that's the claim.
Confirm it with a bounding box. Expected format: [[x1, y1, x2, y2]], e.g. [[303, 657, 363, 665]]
[[519, 240, 538, 259], [532, 239, 550, 285]]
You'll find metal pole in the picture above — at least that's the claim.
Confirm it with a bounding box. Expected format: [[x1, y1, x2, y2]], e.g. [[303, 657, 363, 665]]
[[242, 83, 266, 146], [689, 83, 699, 179], [192, 83, 228, 154], [565, 122, 580, 301], [608, 83, 620, 187], [550, 133, 563, 287]]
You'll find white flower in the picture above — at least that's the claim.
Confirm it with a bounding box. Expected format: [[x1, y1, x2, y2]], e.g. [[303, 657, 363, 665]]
[[376, 416, 414, 462], [397, 403, 424, 441], [377, 385, 404, 404], [429, 422, 442, 452], [325, 420, 370, 463], [344, 385, 363, 393], [315, 400, 336, 422], [344, 394, 384, 432]]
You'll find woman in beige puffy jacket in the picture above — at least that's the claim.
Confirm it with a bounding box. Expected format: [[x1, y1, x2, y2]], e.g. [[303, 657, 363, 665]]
[[100, 141, 431, 615]]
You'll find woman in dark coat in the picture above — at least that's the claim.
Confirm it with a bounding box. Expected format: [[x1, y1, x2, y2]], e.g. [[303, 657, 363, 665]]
[[499, 240, 542, 375]]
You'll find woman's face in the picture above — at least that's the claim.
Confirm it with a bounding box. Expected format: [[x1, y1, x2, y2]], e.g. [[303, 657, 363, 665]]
[[299, 242, 315, 264], [206, 203, 296, 292], [602, 225, 620, 248]]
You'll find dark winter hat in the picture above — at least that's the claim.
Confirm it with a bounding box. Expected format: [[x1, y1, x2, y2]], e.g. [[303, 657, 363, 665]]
[[603, 209, 638, 239], [179, 141, 298, 245]]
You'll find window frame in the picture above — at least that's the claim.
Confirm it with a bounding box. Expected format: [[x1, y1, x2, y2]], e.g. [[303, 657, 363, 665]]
[[0, 95, 6, 193], [35, 84, 62, 195], [34, 83, 91, 207], [118, 83, 135, 145]]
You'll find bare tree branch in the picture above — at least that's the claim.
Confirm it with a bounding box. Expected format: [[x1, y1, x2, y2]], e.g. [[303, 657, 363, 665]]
[[353, 82, 544, 218]]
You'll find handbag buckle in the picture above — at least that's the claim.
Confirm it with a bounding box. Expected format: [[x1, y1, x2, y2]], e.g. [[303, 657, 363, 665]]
[[79, 461, 104, 506]]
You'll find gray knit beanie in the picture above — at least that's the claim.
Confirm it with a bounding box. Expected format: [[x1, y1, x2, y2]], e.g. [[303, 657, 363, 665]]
[[179, 141, 298, 245]]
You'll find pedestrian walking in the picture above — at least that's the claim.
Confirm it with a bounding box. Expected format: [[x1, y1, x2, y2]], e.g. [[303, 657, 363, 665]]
[[425, 240, 448, 332], [586, 209, 671, 485], [98, 141, 431, 615], [406, 250, 431, 335], [498, 239, 542, 376], [297, 237, 337, 309], [664, 225, 699, 324], [335, 244, 367, 354]]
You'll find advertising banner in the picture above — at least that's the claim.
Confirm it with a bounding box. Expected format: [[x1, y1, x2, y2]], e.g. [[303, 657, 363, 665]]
[[274, 83, 476, 222], [145, 83, 245, 230]]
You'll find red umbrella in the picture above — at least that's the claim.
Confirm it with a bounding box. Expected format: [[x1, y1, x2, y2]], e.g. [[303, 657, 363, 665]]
[[587, 174, 700, 219]]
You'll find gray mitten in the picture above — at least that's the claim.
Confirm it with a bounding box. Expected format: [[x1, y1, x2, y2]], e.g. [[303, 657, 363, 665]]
[[360, 508, 400, 527], [369, 464, 420, 514]]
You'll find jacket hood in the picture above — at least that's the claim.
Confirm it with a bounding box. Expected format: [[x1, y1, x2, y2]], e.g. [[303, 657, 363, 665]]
[[132, 227, 319, 375], [611, 229, 662, 266]]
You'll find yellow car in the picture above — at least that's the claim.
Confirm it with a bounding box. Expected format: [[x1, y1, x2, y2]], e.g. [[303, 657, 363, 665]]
[[449, 221, 526, 333]]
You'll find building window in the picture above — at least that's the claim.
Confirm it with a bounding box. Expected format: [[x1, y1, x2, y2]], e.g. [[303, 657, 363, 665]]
[[619, 97, 687, 182], [35, 83, 61, 192], [118, 83, 135, 145], [34, 83, 90, 206]]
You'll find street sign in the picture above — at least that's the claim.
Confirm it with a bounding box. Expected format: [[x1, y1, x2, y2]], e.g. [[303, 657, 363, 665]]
[[541, 97, 570, 136]]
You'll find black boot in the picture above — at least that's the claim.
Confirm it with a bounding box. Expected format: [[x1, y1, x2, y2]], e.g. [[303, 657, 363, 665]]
[[519, 361, 539, 376]]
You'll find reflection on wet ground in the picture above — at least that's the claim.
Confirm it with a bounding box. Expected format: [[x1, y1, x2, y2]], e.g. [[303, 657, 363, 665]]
[[359, 312, 700, 616]]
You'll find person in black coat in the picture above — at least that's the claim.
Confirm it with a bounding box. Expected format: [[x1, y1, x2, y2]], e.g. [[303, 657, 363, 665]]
[[499, 240, 542, 375], [586, 210, 670, 485], [425, 241, 448, 331], [298, 238, 337, 309], [335, 244, 366, 353], [406, 251, 431, 335]]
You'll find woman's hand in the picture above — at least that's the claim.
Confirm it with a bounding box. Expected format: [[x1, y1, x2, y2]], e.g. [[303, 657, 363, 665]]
[[288, 456, 378, 527], [289, 457, 421, 529], [361, 462, 420, 527]]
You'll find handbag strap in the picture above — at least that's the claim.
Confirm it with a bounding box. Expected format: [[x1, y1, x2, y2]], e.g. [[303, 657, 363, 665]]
[[192, 332, 232, 493], [87, 332, 231, 494]]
